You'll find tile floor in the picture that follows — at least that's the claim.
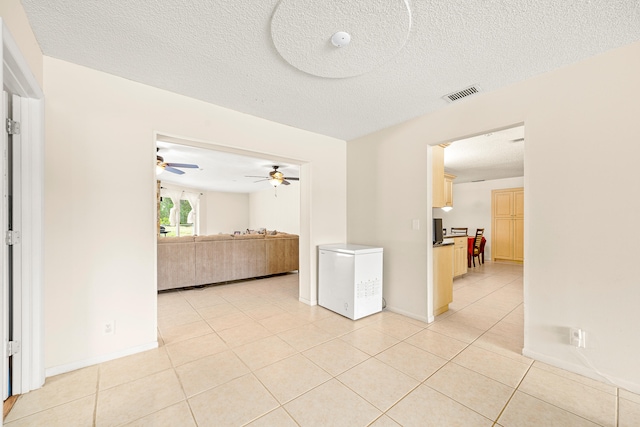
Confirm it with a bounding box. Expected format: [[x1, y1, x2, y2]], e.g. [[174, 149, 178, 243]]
[[5, 262, 640, 426]]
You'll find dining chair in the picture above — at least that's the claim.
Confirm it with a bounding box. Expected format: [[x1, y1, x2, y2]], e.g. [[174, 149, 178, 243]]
[[472, 228, 485, 267]]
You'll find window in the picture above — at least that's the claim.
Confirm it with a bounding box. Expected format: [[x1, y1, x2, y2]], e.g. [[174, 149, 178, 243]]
[[159, 190, 199, 237]]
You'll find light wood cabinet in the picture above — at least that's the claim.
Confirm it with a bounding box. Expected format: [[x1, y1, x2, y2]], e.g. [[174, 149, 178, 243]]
[[444, 173, 455, 208], [432, 145, 456, 208], [433, 244, 453, 315], [492, 188, 524, 262], [432, 145, 445, 207], [452, 236, 468, 277]]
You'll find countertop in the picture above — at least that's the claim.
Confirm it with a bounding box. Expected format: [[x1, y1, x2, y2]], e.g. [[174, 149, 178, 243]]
[[433, 241, 454, 247], [435, 233, 468, 247]]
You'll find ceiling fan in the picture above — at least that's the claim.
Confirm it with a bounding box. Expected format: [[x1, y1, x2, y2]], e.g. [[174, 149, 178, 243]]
[[247, 165, 299, 187], [156, 149, 199, 175]]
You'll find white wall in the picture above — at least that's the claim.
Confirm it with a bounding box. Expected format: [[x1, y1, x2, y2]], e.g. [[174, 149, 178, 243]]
[[165, 183, 299, 236], [202, 191, 249, 235], [42, 57, 346, 373], [348, 41, 640, 392], [438, 177, 524, 260], [249, 181, 300, 235], [347, 131, 431, 322]]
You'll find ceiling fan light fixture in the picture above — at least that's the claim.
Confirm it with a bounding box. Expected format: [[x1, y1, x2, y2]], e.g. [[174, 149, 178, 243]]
[[268, 167, 285, 186], [246, 165, 298, 189], [156, 164, 165, 175], [269, 178, 282, 187]]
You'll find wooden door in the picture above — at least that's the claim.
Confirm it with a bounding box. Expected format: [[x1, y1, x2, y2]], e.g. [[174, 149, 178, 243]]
[[513, 189, 525, 261], [514, 190, 525, 217], [492, 187, 524, 262], [444, 173, 455, 208], [514, 218, 525, 261], [452, 237, 467, 277], [494, 191, 514, 217], [493, 217, 514, 260], [433, 245, 453, 315]]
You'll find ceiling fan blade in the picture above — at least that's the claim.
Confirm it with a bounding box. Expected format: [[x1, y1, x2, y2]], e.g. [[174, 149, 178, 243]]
[[281, 180, 291, 185], [253, 178, 268, 183], [166, 163, 199, 168], [245, 175, 268, 178], [164, 166, 185, 175], [283, 177, 299, 181]]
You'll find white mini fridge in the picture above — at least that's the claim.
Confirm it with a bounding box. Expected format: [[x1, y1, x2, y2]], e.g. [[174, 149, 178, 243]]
[[318, 244, 383, 320]]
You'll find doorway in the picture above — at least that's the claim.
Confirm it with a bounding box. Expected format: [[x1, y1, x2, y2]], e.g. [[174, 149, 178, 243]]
[[428, 124, 525, 323], [1, 22, 46, 409], [437, 124, 525, 264], [153, 135, 307, 300]]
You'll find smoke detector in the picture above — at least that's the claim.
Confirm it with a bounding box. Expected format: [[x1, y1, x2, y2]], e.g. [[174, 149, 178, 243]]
[[331, 32, 351, 47]]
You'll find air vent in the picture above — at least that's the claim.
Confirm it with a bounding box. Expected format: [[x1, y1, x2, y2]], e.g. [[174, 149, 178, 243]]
[[442, 85, 481, 103]]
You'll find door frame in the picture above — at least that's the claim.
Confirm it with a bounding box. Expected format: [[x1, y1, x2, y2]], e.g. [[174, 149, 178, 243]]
[[427, 124, 526, 322], [154, 134, 310, 302], [1, 19, 45, 401]]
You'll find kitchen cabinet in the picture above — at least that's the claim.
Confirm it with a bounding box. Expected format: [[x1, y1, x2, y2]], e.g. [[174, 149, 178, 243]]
[[444, 173, 455, 208], [432, 145, 445, 207], [432, 145, 455, 208], [492, 188, 524, 262], [433, 244, 453, 315], [451, 236, 468, 277]]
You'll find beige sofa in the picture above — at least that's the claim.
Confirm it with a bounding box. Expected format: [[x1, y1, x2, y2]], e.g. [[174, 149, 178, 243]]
[[157, 233, 299, 291]]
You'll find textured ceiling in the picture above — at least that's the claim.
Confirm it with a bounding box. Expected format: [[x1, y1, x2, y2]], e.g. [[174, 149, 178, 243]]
[[445, 125, 525, 184], [271, 0, 412, 78], [20, 0, 640, 142]]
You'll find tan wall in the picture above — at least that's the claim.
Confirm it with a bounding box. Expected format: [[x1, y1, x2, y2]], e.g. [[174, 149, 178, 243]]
[[348, 41, 640, 391], [348, 127, 431, 321], [43, 56, 346, 371], [249, 182, 300, 235], [0, 0, 43, 86], [160, 184, 297, 237], [202, 191, 250, 235]]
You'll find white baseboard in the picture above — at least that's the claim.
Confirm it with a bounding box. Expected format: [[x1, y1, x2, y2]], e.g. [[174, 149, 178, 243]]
[[45, 341, 158, 378], [385, 305, 429, 324], [523, 347, 640, 395], [299, 296, 317, 306]]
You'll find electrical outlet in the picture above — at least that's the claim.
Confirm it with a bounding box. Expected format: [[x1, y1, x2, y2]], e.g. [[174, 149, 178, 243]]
[[570, 327, 586, 348], [103, 320, 115, 336]]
